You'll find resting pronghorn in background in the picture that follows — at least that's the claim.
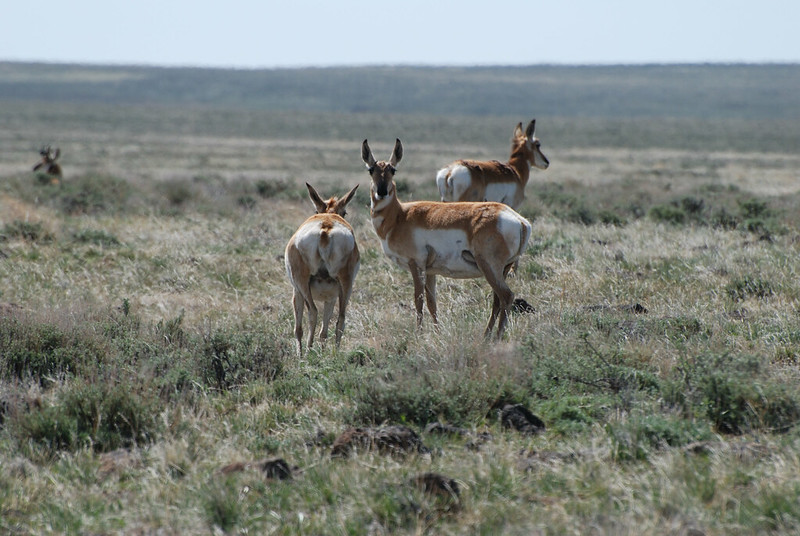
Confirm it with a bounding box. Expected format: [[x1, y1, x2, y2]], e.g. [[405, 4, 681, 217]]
[[436, 119, 549, 209], [285, 183, 360, 353], [363, 138, 532, 339], [32, 145, 63, 184]]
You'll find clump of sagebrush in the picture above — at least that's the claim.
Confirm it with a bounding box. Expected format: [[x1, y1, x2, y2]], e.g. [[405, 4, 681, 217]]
[[0, 220, 53, 243], [8, 379, 162, 456], [199, 328, 288, 391], [0, 314, 105, 386], [71, 228, 121, 247], [664, 353, 800, 434]]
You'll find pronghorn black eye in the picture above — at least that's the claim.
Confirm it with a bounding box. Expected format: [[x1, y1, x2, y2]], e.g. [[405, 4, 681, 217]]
[[367, 166, 376, 174], [388, 166, 396, 175]]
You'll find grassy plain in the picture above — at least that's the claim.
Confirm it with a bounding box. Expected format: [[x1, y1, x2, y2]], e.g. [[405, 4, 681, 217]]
[[2, 64, 800, 534]]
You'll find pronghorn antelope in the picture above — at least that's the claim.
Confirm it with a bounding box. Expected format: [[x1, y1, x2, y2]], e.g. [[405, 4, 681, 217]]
[[436, 119, 549, 209], [363, 139, 532, 339], [285, 183, 361, 353], [33, 145, 63, 183]]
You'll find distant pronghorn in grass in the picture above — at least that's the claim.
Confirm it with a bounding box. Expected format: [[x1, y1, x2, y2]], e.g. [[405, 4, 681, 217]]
[[363, 138, 531, 339], [285, 183, 360, 353], [32, 145, 63, 184], [436, 119, 549, 209]]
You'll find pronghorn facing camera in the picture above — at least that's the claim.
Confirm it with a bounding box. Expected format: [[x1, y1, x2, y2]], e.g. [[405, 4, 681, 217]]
[[436, 119, 549, 209], [33, 145, 63, 183], [363, 138, 532, 339], [285, 183, 361, 353]]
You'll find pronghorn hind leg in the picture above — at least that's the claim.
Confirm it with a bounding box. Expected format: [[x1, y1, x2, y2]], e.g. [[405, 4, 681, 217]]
[[334, 267, 356, 347], [475, 255, 514, 339], [484, 293, 501, 339], [424, 274, 438, 329], [304, 281, 319, 350], [292, 289, 305, 354]]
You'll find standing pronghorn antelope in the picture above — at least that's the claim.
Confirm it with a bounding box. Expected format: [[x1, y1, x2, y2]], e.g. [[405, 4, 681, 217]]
[[33, 145, 63, 183], [436, 119, 549, 209], [363, 139, 531, 339], [285, 183, 361, 353]]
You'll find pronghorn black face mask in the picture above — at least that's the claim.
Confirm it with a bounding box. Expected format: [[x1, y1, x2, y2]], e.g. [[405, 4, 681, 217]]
[[362, 138, 403, 200]]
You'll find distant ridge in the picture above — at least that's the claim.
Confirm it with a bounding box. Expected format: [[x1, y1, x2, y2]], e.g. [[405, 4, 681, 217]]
[[1, 62, 798, 120]]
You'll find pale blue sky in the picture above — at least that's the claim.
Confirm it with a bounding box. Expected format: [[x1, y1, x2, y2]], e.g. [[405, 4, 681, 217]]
[[3, 1, 798, 67]]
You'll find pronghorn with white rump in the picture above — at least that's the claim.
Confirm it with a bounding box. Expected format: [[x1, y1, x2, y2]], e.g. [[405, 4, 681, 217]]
[[436, 119, 549, 209], [285, 183, 360, 353], [363, 138, 531, 339]]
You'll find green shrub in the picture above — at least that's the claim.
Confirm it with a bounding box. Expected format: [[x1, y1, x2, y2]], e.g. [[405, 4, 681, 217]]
[[56, 174, 131, 215], [725, 276, 775, 302], [649, 203, 686, 224], [738, 197, 770, 219], [0, 317, 103, 385], [598, 209, 627, 226], [71, 228, 121, 247], [1, 220, 51, 242], [202, 479, 242, 533], [16, 381, 161, 454], [346, 368, 499, 427], [607, 413, 713, 461], [711, 207, 739, 229], [199, 330, 287, 391]]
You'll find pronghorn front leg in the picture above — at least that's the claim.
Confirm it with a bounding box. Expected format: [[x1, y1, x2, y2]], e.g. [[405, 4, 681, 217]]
[[424, 274, 438, 328], [408, 259, 427, 327]]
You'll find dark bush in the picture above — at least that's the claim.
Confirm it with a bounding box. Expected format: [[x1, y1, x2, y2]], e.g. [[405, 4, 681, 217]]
[[0, 317, 103, 385], [649, 203, 686, 224], [56, 174, 131, 215], [1, 220, 52, 242], [14, 381, 162, 454], [725, 276, 774, 302], [347, 370, 498, 427], [72, 228, 121, 247], [199, 330, 287, 391]]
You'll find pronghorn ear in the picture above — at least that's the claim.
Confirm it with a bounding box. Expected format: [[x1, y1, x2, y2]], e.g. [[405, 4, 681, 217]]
[[526, 119, 536, 139], [513, 122, 524, 138], [389, 138, 403, 167], [362, 139, 376, 169], [306, 182, 328, 213], [341, 184, 359, 208], [53, 148, 61, 160]]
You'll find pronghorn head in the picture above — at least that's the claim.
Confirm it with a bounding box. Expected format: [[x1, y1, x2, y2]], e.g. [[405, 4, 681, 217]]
[[515, 119, 549, 170], [33, 145, 60, 169], [305, 182, 359, 218], [362, 138, 403, 203]]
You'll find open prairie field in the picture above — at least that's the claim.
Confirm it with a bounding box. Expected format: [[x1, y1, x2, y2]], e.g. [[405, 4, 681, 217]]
[[2, 63, 800, 535]]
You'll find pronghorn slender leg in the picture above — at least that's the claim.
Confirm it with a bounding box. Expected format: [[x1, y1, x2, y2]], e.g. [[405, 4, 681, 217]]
[[320, 299, 335, 343], [424, 274, 438, 329], [292, 289, 305, 353], [334, 264, 357, 347], [474, 255, 514, 339], [304, 281, 318, 350], [485, 292, 501, 338], [408, 259, 426, 327]]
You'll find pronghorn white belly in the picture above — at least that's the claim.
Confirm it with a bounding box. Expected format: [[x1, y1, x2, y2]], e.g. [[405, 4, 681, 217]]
[[484, 182, 518, 205], [436, 164, 471, 202], [382, 228, 482, 279]]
